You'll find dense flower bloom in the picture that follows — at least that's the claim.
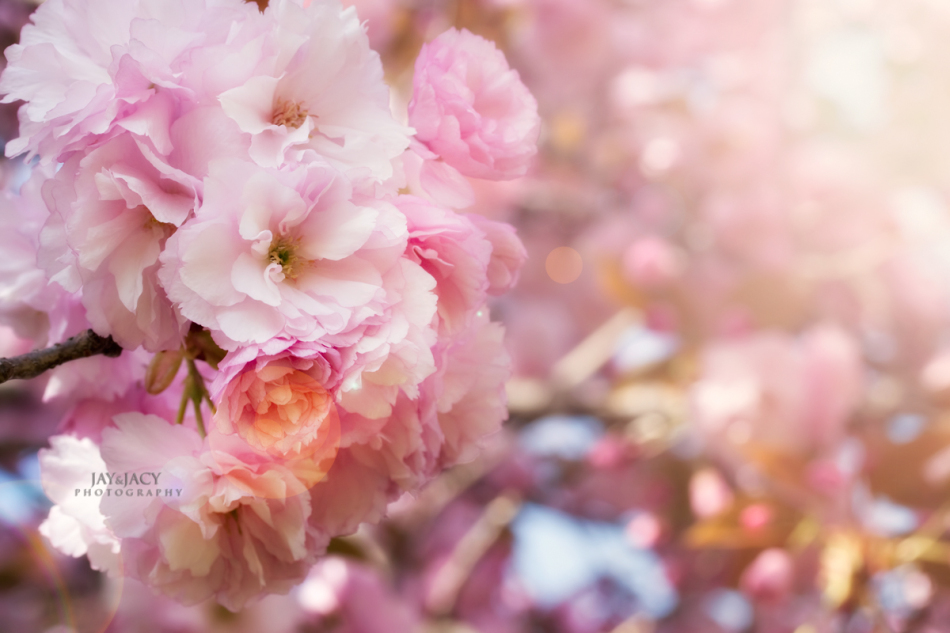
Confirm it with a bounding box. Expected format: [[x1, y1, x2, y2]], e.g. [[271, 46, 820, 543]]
[[332, 255, 439, 420], [158, 159, 408, 348], [219, 0, 410, 180], [41, 133, 195, 351], [409, 28, 541, 181], [0, 0, 262, 163], [95, 413, 326, 610], [336, 309, 510, 491], [0, 165, 155, 401], [7, 0, 533, 615]]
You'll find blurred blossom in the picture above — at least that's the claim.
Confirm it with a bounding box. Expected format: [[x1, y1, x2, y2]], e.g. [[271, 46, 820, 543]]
[[624, 512, 662, 549], [690, 325, 863, 456], [739, 504, 773, 532], [297, 558, 419, 632], [920, 350, 950, 401], [314, 0, 950, 628], [689, 468, 734, 519], [621, 237, 684, 290], [740, 549, 794, 601]]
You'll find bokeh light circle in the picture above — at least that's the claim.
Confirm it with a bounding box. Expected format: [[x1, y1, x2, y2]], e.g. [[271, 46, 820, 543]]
[[546, 247, 584, 284]]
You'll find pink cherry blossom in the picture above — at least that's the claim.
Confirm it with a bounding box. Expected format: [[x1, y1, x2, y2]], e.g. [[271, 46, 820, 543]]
[[40, 133, 195, 351], [305, 446, 396, 539], [158, 158, 409, 348], [55, 384, 171, 441], [427, 309, 510, 466], [399, 140, 476, 210], [258, 312, 508, 500], [218, 0, 410, 179], [339, 0, 397, 52], [332, 255, 439, 421], [468, 213, 528, 296], [97, 413, 326, 611], [409, 28, 541, 181], [398, 194, 492, 334], [0, 164, 156, 401], [0, 0, 264, 163]]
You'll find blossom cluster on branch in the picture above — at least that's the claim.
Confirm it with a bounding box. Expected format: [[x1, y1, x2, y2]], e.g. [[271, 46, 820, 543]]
[[0, 0, 538, 610]]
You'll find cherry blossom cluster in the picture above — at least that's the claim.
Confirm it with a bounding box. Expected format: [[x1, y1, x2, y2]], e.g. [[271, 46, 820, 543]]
[[0, 0, 538, 610]]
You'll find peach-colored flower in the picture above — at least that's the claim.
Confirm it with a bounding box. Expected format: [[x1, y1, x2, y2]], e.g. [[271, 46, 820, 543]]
[[215, 356, 340, 460]]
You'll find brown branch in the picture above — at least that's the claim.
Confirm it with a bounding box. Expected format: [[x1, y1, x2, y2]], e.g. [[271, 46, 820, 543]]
[[0, 329, 122, 385]]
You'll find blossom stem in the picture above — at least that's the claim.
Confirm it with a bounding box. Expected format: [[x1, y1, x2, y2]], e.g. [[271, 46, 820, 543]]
[[175, 377, 190, 426], [0, 329, 122, 385], [202, 389, 217, 415], [192, 394, 206, 439], [186, 357, 208, 438], [186, 357, 212, 407]]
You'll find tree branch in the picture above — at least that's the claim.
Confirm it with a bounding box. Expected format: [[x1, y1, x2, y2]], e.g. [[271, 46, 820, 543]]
[[0, 329, 122, 385]]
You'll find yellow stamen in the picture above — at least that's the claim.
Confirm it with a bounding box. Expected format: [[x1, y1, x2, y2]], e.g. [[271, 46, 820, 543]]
[[268, 235, 305, 279], [272, 98, 309, 129]]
